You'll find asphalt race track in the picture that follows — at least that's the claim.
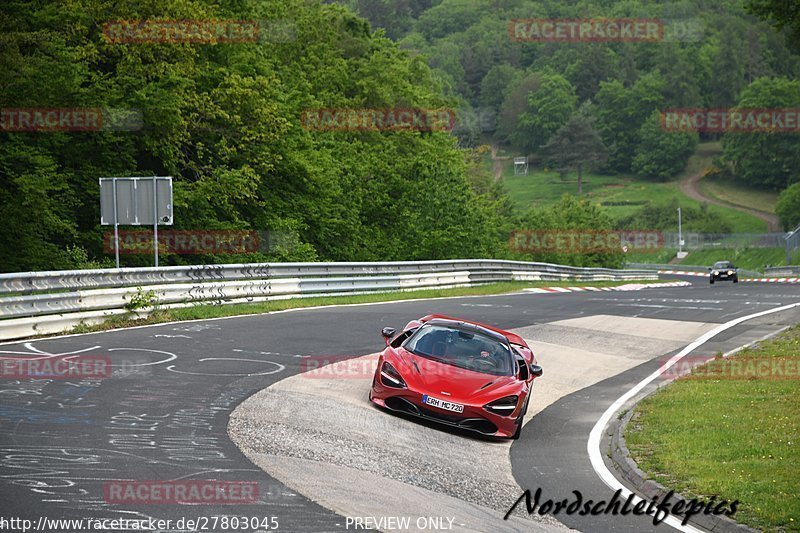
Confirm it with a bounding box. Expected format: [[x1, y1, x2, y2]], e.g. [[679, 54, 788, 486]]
[[2, 276, 799, 533]]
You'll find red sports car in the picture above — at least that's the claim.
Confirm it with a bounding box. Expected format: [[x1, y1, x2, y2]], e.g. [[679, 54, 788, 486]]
[[369, 314, 542, 439]]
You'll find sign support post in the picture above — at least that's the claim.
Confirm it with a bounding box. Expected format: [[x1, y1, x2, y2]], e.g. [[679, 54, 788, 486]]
[[100, 176, 173, 269], [112, 177, 120, 269], [152, 176, 159, 267]]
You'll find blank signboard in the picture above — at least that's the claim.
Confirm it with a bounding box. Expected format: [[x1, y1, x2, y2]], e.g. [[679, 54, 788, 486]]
[[100, 177, 173, 226]]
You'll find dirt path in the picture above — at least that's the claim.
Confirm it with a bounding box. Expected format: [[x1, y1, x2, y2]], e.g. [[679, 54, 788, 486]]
[[490, 143, 509, 181], [679, 170, 781, 232]]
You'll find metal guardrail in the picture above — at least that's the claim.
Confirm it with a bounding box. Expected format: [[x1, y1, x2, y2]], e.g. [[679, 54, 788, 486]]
[[0, 260, 656, 341], [764, 266, 800, 277], [626, 263, 762, 279], [626, 263, 708, 272], [662, 232, 788, 249]]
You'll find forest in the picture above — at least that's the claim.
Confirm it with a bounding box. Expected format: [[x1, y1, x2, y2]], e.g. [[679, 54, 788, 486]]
[[1, 0, 799, 272]]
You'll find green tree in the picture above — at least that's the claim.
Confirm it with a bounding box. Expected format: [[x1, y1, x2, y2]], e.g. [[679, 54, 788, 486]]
[[655, 43, 702, 107], [0, 0, 511, 272], [709, 22, 747, 107], [563, 45, 619, 102], [721, 77, 800, 189], [776, 182, 800, 230], [479, 64, 521, 115], [426, 39, 470, 97], [594, 73, 666, 173], [514, 195, 624, 268], [501, 70, 577, 153], [541, 102, 608, 195], [632, 111, 698, 180], [747, 0, 800, 51], [342, 0, 434, 40], [415, 0, 490, 41]]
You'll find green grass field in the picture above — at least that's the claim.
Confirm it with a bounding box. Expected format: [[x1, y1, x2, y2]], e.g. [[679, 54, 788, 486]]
[[699, 175, 779, 215], [625, 326, 800, 531], [679, 248, 791, 271], [624, 249, 680, 264], [500, 143, 767, 233], [497, 157, 768, 233]]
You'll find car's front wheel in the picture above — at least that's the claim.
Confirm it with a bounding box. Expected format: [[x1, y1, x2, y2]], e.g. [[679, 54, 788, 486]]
[[512, 419, 523, 440], [710, 277, 715, 284], [512, 396, 530, 440], [733, 276, 739, 283]]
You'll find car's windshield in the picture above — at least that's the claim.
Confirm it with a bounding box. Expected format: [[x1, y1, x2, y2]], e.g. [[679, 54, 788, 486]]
[[403, 324, 515, 377], [713, 261, 733, 268]]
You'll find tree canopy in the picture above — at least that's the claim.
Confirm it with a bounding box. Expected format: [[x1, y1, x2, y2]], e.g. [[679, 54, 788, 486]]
[[0, 0, 511, 272]]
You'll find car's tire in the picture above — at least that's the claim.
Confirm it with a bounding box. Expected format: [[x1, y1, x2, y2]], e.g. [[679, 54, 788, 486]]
[[512, 396, 531, 440], [733, 277, 739, 283], [710, 278, 715, 285], [512, 418, 523, 440]]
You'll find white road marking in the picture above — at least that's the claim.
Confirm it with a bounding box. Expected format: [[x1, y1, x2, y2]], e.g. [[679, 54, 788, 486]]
[[106, 347, 177, 366], [587, 301, 800, 533], [166, 358, 284, 376], [615, 304, 724, 311], [233, 348, 306, 358]]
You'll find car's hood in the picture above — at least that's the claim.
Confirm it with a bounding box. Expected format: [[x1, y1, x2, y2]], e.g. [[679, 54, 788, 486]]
[[391, 348, 517, 402]]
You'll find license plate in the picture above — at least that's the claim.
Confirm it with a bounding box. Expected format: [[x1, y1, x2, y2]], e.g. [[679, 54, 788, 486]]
[[422, 394, 464, 413]]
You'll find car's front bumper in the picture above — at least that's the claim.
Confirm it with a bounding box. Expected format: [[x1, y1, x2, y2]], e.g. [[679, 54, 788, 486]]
[[370, 383, 519, 438]]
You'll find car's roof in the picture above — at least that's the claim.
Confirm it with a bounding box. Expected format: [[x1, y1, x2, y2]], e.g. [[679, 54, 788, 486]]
[[713, 260, 733, 266], [418, 314, 527, 346]]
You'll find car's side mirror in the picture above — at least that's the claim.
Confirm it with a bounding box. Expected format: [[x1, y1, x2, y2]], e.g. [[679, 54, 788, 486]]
[[381, 327, 396, 345], [529, 364, 543, 378], [707, 267, 712, 271]]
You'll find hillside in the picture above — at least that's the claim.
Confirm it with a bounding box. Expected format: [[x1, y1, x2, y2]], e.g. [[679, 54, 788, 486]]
[[2, 0, 798, 273]]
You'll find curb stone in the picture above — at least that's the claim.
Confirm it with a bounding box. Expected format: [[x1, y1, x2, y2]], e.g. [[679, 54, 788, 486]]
[[523, 281, 691, 294]]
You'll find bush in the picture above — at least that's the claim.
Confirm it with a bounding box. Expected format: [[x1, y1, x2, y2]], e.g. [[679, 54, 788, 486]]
[[617, 198, 733, 234], [776, 183, 800, 231], [511, 195, 624, 268]]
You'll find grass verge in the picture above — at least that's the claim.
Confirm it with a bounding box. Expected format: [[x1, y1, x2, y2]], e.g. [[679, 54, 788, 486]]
[[679, 248, 790, 271], [67, 279, 662, 336], [625, 325, 800, 531], [698, 175, 779, 215], [497, 162, 767, 233]]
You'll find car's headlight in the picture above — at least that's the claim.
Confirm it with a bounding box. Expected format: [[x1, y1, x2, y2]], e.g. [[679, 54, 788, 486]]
[[380, 361, 407, 389], [484, 395, 519, 416], [727, 270, 733, 275], [713, 270, 719, 275]]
